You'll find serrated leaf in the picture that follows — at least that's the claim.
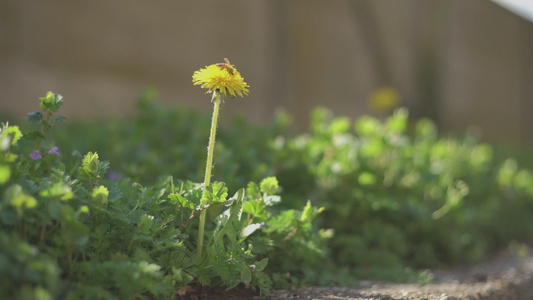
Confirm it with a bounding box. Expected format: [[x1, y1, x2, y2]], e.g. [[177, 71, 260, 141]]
[[1, 125, 23, 145], [79, 152, 101, 179], [209, 189, 245, 247], [246, 182, 261, 200], [137, 214, 154, 234], [97, 160, 110, 177], [259, 177, 278, 195], [82, 152, 100, 171], [92, 185, 109, 207], [39, 91, 63, 112], [200, 181, 228, 205], [107, 186, 123, 203], [243, 200, 267, 220], [229, 188, 245, 221], [169, 193, 194, 209]]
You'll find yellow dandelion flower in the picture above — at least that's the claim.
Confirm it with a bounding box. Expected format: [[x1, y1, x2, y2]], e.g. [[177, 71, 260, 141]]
[[192, 58, 249, 99], [368, 87, 400, 112]]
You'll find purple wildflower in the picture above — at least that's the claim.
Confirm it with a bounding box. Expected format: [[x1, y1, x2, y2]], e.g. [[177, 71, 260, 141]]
[[29, 150, 42, 160], [259, 222, 266, 230], [47, 146, 60, 156], [107, 171, 121, 181]]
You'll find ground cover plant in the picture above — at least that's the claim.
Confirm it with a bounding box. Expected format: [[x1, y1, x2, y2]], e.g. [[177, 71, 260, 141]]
[[2, 65, 533, 299], [0, 60, 327, 299], [49, 98, 533, 284], [282, 108, 533, 281]]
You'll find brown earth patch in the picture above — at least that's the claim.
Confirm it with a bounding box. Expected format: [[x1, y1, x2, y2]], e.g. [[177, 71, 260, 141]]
[[178, 247, 533, 300]]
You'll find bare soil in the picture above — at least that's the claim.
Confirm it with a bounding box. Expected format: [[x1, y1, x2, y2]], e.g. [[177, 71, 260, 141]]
[[177, 248, 533, 300]]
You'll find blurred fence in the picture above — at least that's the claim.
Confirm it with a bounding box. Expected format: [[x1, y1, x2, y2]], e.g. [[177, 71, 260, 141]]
[[1, 0, 532, 142]]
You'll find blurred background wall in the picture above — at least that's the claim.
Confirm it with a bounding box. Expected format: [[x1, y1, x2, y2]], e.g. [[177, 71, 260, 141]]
[[1, 0, 532, 142]]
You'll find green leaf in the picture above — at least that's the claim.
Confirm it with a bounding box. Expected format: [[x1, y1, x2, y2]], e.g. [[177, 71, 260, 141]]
[[0, 164, 10, 184], [64, 219, 90, 246], [201, 181, 228, 205], [79, 205, 90, 214], [136, 214, 154, 234], [355, 115, 380, 136], [2, 153, 17, 163], [240, 263, 252, 283], [301, 200, 324, 223], [92, 185, 109, 207], [240, 223, 263, 239], [26, 111, 43, 125], [254, 258, 268, 272], [210, 189, 245, 246], [385, 108, 408, 133], [415, 118, 437, 139], [39, 183, 73, 201], [6, 184, 37, 212], [263, 195, 281, 206], [83, 152, 100, 173], [310, 107, 331, 134], [301, 200, 314, 222], [47, 200, 64, 220], [329, 117, 350, 134], [358, 172, 376, 186], [243, 200, 267, 220], [54, 115, 67, 123], [229, 188, 245, 221], [39, 91, 63, 113], [259, 177, 278, 195], [246, 182, 261, 200], [23, 130, 45, 141], [169, 193, 194, 209], [1, 124, 23, 145], [79, 151, 105, 180]]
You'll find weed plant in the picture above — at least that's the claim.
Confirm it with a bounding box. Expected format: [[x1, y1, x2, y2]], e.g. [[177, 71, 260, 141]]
[[28, 93, 533, 284], [282, 108, 533, 280], [3, 87, 533, 298], [68, 97, 533, 277], [1, 86, 326, 297]]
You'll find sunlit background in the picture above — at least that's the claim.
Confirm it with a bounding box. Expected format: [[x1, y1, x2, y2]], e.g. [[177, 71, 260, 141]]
[[1, 0, 532, 142]]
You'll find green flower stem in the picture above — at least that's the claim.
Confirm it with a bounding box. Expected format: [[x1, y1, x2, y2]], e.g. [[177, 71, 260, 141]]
[[197, 92, 221, 259]]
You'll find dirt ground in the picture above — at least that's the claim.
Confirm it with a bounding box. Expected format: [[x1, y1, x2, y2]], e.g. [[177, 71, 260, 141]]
[[264, 249, 533, 300], [177, 247, 533, 300]]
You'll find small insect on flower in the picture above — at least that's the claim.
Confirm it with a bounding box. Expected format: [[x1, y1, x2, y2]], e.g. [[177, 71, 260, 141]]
[[192, 58, 249, 98], [216, 57, 235, 75]]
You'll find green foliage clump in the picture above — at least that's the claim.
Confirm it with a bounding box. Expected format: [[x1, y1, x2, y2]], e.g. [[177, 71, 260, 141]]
[[45, 93, 533, 282], [285, 107, 533, 277], [3, 90, 533, 299], [0, 92, 327, 299]]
